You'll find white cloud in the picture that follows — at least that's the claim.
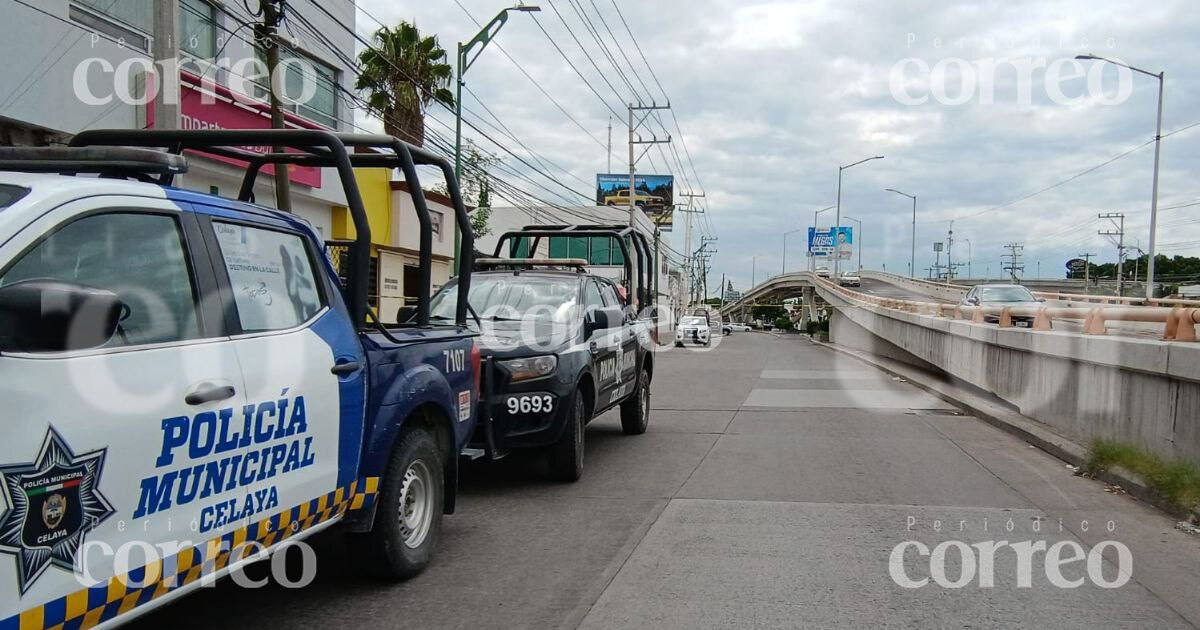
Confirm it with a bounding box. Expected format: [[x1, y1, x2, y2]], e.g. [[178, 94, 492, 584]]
[[360, 0, 1200, 290]]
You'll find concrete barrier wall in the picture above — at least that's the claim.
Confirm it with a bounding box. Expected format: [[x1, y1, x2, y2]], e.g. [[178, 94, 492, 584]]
[[821, 287, 1200, 465]]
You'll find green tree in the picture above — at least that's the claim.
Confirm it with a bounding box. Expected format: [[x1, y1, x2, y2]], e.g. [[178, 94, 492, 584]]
[[433, 144, 499, 239], [356, 22, 454, 147]]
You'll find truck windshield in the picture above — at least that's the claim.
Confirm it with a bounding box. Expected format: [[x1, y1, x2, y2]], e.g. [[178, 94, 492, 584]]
[[680, 317, 706, 326], [429, 275, 579, 323]]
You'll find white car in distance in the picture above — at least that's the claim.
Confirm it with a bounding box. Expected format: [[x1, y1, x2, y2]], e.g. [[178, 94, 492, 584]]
[[676, 315, 711, 346], [722, 322, 751, 334]]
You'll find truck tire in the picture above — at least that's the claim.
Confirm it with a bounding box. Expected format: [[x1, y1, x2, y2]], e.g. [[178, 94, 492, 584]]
[[620, 366, 651, 435], [548, 389, 586, 482], [351, 427, 443, 580]]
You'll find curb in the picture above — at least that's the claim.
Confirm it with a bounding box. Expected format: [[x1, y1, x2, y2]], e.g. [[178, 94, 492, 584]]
[[805, 335, 1198, 522]]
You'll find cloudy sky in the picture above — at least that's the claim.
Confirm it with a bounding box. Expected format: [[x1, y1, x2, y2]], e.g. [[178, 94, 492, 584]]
[[356, 0, 1200, 291]]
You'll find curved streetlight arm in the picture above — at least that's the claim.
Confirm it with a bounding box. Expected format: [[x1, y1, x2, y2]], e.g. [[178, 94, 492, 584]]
[[840, 155, 885, 171], [884, 187, 915, 200], [1075, 54, 1161, 79]]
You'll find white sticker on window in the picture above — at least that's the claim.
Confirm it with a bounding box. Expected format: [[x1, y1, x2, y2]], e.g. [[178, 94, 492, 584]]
[[215, 222, 322, 331]]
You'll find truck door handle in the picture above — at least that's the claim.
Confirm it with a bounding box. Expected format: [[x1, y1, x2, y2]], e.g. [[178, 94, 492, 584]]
[[331, 361, 361, 376], [185, 384, 236, 406]]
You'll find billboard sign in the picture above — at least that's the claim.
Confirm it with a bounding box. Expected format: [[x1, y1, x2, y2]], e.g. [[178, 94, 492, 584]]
[[596, 174, 674, 231], [808, 227, 853, 259], [1066, 258, 1087, 273]]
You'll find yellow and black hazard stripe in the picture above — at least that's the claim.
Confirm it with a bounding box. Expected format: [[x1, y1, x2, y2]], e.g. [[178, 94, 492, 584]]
[[1, 477, 379, 630]]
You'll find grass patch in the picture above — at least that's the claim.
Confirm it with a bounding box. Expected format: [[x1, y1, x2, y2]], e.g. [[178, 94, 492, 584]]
[[1083, 438, 1200, 512]]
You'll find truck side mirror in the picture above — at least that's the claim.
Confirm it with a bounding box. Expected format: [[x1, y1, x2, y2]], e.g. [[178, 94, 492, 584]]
[[0, 279, 124, 352], [584, 306, 624, 336], [396, 305, 417, 323]]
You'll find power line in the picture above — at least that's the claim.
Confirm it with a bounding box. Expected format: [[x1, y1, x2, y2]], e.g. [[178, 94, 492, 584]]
[[293, 1, 598, 204]]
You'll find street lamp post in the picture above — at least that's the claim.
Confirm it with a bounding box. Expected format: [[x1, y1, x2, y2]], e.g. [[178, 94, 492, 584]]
[[844, 216, 863, 270], [835, 156, 883, 277], [782, 227, 805, 275], [1076, 54, 1164, 299], [885, 188, 917, 278], [752, 255, 759, 287], [963, 238, 972, 278], [809, 204, 835, 271], [454, 3, 540, 273]]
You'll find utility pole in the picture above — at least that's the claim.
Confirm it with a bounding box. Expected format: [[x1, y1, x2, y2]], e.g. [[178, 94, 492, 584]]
[[946, 221, 955, 282], [152, 0, 180, 130], [627, 102, 672, 226], [697, 237, 716, 304], [256, 0, 291, 212], [1099, 212, 1126, 296], [678, 193, 704, 307], [1078, 252, 1096, 286], [607, 116, 612, 174], [1002, 243, 1025, 282]]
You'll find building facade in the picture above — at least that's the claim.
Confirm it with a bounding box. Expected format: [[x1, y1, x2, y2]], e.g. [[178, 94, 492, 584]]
[[0, 0, 357, 236]]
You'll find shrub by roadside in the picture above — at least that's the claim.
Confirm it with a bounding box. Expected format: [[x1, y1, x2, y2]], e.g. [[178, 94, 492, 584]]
[[1083, 438, 1200, 517]]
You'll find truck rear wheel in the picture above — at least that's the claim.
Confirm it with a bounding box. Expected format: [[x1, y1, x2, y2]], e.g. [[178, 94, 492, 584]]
[[548, 390, 586, 482], [620, 366, 651, 435], [351, 427, 443, 580]]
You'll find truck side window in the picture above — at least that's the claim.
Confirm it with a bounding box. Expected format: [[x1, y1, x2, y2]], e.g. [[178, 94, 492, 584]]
[[598, 281, 622, 308], [0, 212, 200, 347], [213, 222, 324, 332], [583, 279, 605, 313]]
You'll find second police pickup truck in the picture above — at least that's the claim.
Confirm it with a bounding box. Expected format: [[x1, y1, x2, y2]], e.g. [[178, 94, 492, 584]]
[[0, 130, 479, 627], [426, 225, 657, 481]]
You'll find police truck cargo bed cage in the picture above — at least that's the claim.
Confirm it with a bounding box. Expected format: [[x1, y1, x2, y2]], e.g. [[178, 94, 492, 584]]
[[63, 129, 474, 328], [490, 224, 655, 314]]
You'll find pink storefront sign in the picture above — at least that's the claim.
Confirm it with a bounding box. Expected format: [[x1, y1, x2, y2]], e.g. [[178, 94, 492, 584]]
[[146, 73, 323, 188]]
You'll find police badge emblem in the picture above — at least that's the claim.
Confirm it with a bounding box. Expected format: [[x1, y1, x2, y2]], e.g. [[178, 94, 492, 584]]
[[0, 426, 114, 594]]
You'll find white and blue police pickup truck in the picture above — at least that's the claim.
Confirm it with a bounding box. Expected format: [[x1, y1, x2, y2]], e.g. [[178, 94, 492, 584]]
[[0, 130, 480, 628]]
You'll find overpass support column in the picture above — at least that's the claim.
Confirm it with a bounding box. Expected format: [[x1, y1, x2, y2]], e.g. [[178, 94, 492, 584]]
[[799, 286, 814, 330]]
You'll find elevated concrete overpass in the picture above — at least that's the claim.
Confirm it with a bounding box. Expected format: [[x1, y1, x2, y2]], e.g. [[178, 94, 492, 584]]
[[720, 270, 1200, 465]]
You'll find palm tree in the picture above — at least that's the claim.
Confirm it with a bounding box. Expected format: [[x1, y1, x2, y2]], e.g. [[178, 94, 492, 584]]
[[356, 22, 454, 147]]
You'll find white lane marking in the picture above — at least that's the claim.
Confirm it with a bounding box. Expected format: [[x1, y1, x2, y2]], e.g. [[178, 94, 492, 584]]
[[743, 388, 953, 409]]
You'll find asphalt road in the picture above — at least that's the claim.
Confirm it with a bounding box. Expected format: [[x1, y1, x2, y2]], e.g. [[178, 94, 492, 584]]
[[856, 276, 956, 303], [129, 332, 1200, 629]]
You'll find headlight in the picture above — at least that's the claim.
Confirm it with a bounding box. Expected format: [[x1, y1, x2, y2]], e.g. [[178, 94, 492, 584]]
[[498, 355, 558, 382]]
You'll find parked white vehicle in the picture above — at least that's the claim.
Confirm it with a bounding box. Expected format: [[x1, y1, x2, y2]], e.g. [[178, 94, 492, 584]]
[[675, 316, 711, 346]]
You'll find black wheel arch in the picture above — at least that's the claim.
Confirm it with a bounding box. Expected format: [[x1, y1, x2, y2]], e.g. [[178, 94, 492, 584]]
[[345, 402, 458, 533]]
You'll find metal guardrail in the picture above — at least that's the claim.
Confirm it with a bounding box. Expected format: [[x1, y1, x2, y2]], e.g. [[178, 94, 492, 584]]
[[815, 274, 1200, 342], [864, 270, 1200, 309]]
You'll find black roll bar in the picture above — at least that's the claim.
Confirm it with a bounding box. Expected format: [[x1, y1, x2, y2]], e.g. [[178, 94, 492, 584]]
[[492, 226, 652, 312], [514, 224, 656, 313], [68, 129, 473, 328]]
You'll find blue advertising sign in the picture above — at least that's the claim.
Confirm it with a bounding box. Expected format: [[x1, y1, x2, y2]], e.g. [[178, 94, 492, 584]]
[[808, 227, 853, 259]]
